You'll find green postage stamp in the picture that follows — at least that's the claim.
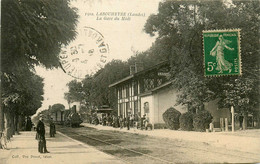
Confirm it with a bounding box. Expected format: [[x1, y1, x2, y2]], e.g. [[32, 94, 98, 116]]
[[203, 29, 241, 76]]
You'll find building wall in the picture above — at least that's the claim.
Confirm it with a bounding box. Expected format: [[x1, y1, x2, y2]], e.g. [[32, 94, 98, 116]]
[[140, 87, 187, 125], [140, 95, 154, 124], [117, 80, 140, 117], [154, 87, 187, 124]]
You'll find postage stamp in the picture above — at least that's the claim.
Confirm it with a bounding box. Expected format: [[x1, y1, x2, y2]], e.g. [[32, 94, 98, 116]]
[[203, 29, 241, 76], [59, 27, 109, 79]]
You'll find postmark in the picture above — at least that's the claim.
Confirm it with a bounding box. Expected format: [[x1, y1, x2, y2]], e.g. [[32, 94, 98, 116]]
[[203, 29, 241, 76], [59, 27, 109, 79]]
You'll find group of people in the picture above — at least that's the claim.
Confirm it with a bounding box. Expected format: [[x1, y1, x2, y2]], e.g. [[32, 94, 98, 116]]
[[35, 115, 56, 153], [92, 114, 151, 130]]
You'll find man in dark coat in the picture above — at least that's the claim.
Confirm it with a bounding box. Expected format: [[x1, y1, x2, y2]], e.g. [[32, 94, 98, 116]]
[[25, 117, 32, 131], [36, 116, 49, 153], [49, 118, 56, 137]]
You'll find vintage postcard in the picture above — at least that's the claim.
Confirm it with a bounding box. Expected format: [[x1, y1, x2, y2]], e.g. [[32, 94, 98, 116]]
[[1, 0, 259, 164]]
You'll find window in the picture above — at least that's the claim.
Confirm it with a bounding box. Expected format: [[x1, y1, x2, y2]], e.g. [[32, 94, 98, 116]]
[[144, 102, 149, 113], [144, 79, 154, 91], [157, 78, 163, 86]]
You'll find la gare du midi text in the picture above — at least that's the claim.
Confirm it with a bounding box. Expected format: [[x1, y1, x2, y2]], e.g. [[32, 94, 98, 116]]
[[85, 12, 146, 21]]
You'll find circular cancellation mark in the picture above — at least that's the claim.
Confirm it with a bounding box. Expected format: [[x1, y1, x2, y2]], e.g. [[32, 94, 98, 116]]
[[59, 27, 109, 79]]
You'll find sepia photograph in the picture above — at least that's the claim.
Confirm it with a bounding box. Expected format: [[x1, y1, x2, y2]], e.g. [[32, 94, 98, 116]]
[[0, 0, 259, 163]]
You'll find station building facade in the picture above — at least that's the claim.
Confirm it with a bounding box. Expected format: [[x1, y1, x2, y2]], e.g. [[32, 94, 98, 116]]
[[109, 61, 258, 129], [109, 61, 186, 126]]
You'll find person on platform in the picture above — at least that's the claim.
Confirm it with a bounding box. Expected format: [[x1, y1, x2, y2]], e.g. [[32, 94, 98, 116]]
[[141, 114, 146, 130], [49, 118, 56, 137], [130, 114, 134, 127], [36, 116, 50, 153], [144, 115, 149, 130], [126, 115, 130, 130], [25, 117, 33, 131], [119, 116, 123, 129]]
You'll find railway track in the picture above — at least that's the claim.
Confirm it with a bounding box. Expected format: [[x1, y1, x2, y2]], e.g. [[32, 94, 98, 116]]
[[57, 126, 260, 163], [62, 130, 173, 164], [74, 128, 260, 161]]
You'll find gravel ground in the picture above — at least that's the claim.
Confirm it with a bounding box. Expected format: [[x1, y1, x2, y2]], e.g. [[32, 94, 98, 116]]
[[57, 125, 260, 163]]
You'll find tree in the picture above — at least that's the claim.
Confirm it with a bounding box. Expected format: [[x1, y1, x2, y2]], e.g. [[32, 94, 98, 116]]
[[1, 69, 44, 138], [144, 0, 260, 129], [2, 0, 78, 72], [88, 60, 129, 108], [65, 60, 129, 111], [162, 107, 181, 130], [1, 0, 78, 134], [65, 80, 86, 103]]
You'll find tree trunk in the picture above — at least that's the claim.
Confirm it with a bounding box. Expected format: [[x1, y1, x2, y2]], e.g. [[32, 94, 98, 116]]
[[242, 111, 248, 130], [4, 110, 12, 139], [11, 114, 15, 135], [18, 115, 24, 131], [0, 106, 4, 132]]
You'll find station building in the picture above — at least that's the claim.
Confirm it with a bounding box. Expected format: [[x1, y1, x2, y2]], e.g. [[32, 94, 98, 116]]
[[109, 61, 258, 129], [109, 61, 186, 127]]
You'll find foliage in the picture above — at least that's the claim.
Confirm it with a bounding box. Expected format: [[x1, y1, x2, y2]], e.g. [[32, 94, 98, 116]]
[[193, 110, 213, 132], [179, 112, 194, 131], [219, 77, 259, 113], [1, 0, 78, 132], [2, 0, 78, 71], [65, 60, 129, 109], [64, 80, 85, 103], [1, 69, 44, 116], [162, 107, 181, 130], [144, 0, 260, 115]]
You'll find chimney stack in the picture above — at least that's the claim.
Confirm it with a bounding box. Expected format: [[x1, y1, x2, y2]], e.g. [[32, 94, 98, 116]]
[[130, 65, 135, 75], [130, 62, 144, 75], [135, 62, 144, 73]]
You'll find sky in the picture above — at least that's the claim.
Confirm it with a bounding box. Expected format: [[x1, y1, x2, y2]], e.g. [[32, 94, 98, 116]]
[[35, 0, 162, 112]]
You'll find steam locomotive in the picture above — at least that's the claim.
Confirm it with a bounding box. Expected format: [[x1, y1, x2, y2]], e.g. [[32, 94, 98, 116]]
[[65, 105, 83, 127]]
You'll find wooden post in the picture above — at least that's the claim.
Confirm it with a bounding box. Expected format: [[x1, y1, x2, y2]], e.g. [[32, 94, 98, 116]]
[[225, 118, 228, 132], [231, 106, 235, 132]]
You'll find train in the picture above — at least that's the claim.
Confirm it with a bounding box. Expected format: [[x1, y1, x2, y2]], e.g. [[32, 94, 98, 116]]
[[48, 105, 83, 127], [65, 112, 83, 127]]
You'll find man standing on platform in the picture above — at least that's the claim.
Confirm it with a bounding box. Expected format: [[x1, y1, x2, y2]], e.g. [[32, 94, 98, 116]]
[[49, 118, 56, 137], [36, 115, 50, 153]]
